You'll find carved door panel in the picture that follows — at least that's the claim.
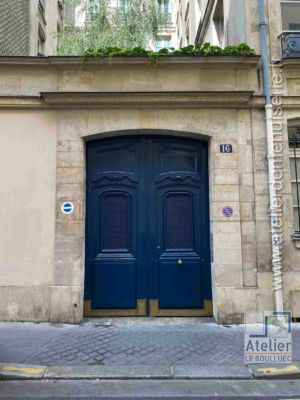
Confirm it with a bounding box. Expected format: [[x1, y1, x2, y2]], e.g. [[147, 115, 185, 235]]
[[85, 137, 147, 316], [148, 137, 211, 316]]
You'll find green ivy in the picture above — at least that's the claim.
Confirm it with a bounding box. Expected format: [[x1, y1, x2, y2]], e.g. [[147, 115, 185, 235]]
[[81, 43, 256, 62]]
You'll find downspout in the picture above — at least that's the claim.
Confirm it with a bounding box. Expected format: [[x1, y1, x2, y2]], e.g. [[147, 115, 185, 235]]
[[258, 0, 283, 312]]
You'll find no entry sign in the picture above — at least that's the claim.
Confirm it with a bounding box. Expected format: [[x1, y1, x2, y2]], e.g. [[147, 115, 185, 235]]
[[61, 202, 74, 215]]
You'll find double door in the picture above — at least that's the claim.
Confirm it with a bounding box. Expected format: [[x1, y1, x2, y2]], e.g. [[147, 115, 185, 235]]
[[84, 135, 211, 316]]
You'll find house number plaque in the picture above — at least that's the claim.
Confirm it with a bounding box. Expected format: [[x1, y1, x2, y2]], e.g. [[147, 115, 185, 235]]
[[220, 144, 233, 153]]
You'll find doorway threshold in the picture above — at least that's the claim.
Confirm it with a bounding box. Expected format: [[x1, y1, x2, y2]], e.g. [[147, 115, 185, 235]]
[[81, 317, 216, 327]]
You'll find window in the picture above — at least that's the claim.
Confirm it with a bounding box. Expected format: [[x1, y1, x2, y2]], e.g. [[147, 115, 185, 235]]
[[118, 0, 126, 15], [289, 126, 300, 238], [281, 1, 300, 31], [280, 2, 300, 58], [158, 0, 170, 14], [155, 38, 171, 50], [87, 0, 101, 19], [185, 22, 190, 44], [213, 0, 224, 46], [37, 37, 45, 56], [57, 22, 61, 51], [37, 23, 46, 56]]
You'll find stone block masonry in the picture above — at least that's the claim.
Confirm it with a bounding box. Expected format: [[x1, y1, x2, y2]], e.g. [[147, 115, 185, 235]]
[[0, 1, 29, 56]]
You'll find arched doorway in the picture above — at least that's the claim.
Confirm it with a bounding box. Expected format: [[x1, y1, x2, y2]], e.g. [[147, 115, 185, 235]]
[[84, 135, 212, 316]]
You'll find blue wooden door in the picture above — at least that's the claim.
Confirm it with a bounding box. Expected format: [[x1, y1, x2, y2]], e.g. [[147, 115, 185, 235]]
[[85, 136, 211, 317]]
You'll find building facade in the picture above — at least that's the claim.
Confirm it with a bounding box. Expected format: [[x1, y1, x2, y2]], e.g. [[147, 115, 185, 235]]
[[175, 0, 202, 47], [0, 0, 299, 324], [0, 0, 74, 56]]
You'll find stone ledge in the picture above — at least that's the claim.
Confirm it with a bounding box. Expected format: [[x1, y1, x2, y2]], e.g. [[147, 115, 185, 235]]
[[0, 55, 261, 68]]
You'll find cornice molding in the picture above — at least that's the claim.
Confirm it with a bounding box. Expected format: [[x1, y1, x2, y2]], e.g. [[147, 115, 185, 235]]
[[0, 91, 266, 109], [0, 55, 260, 69], [0, 96, 46, 109], [279, 59, 300, 68], [1, 93, 299, 110], [40, 91, 259, 108], [281, 96, 300, 108]]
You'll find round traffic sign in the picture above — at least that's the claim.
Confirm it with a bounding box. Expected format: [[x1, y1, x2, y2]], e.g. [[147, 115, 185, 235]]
[[61, 201, 74, 215]]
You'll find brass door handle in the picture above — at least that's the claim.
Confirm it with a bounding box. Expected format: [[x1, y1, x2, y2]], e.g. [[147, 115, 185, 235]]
[[177, 259, 183, 265]]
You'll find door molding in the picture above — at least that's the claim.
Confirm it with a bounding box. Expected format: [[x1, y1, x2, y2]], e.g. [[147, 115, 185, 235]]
[[84, 299, 147, 317], [149, 299, 213, 317]]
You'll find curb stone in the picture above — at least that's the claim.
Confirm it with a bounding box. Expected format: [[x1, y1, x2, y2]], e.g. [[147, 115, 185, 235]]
[[248, 362, 300, 379], [0, 363, 47, 380], [1, 363, 300, 381], [44, 365, 172, 380], [172, 365, 253, 379]]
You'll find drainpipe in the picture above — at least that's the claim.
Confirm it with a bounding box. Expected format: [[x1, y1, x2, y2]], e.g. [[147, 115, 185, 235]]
[[258, 0, 283, 313]]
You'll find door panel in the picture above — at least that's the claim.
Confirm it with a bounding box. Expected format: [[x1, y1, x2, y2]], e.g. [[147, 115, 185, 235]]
[[159, 258, 202, 308], [149, 137, 210, 314], [85, 137, 147, 315], [92, 258, 136, 309], [157, 189, 203, 309], [164, 191, 194, 251], [91, 189, 137, 310], [85, 135, 211, 317], [101, 191, 131, 252]]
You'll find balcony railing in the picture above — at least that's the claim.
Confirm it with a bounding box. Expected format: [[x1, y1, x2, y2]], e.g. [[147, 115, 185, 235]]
[[279, 31, 300, 59]]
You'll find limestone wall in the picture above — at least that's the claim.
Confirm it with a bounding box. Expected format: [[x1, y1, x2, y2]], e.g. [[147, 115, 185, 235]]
[[0, 110, 57, 321]]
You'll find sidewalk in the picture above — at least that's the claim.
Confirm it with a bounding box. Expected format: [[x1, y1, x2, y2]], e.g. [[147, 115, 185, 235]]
[[1, 319, 300, 399], [0, 318, 300, 366]]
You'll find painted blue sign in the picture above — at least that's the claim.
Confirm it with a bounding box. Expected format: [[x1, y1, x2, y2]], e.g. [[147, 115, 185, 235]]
[[61, 202, 74, 215], [222, 206, 233, 218]]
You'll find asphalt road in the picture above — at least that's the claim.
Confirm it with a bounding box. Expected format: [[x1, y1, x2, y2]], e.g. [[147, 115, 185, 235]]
[[1, 379, 300, 399]]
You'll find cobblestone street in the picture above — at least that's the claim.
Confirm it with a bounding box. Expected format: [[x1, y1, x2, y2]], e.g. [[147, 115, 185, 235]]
[[1, 318, 300, 366]]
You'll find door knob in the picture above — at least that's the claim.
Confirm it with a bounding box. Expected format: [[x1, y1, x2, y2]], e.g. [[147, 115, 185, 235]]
[[157, 245, 160, 250], [177, 259, 183, 265]]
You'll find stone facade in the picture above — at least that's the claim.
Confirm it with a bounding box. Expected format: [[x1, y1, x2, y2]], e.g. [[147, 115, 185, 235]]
[[0, 0, 72, 56], [0, 0, 299, 324], [0, 51, 297, 324], [0, 0, 30, 56]]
